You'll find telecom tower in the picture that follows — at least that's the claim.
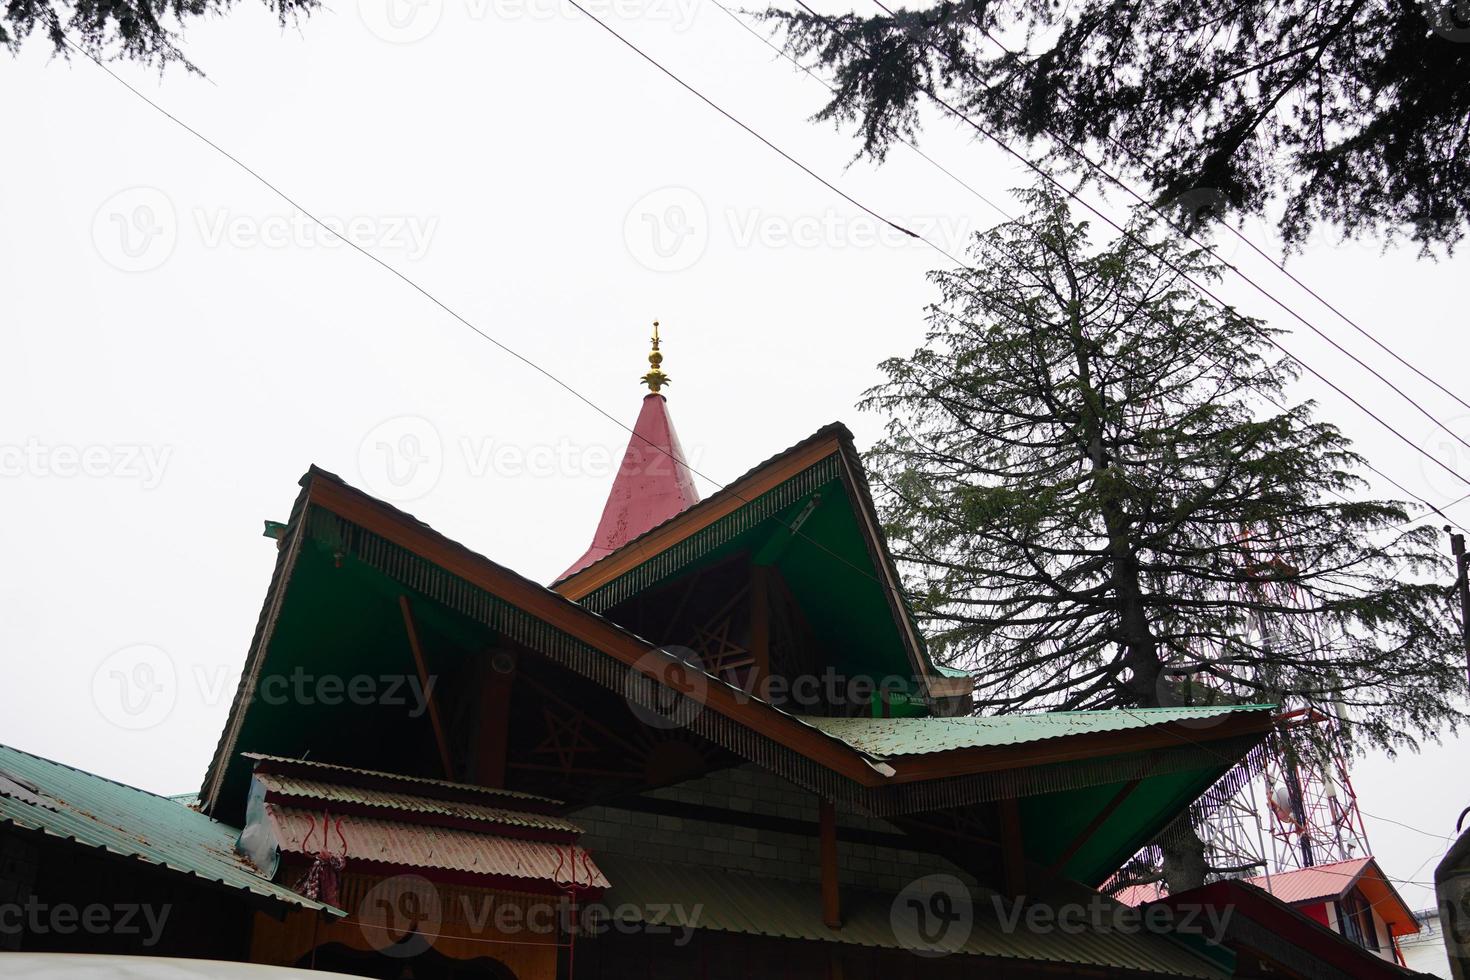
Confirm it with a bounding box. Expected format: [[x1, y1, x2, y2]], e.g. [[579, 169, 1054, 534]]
[[1115, 535, 1375, 895], [1196, 543, 1373, 880], [1199, 702, 1371, 879]]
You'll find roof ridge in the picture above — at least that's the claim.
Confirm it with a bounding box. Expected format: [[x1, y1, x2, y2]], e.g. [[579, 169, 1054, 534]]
[[550, 421, 852, 587]]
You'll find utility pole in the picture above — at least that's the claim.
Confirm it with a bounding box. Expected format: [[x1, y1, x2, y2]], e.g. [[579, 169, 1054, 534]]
[[1449, 527, 1470, 688]]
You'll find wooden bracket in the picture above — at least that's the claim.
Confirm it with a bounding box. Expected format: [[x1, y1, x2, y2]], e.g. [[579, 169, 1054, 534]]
[[398, 595, 454, 780]]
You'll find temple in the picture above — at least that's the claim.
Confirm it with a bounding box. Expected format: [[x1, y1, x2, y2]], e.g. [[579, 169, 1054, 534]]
[[5, 325, 1429, 978]]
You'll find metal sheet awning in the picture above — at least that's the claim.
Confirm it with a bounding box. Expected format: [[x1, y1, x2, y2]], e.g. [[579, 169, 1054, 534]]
[[805, 706, 1275, 757], [595, 854, 1228, 978], [265, 805, 609, 888]]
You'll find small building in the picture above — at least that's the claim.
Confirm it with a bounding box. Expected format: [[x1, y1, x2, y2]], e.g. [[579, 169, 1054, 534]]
[[1400, 907, 1454, 979], [1239, 857, 1420, 964]]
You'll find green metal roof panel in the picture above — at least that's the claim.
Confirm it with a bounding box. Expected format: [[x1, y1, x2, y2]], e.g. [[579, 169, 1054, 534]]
[[802, 706, 1274, 758], [596, 855, 1227, 977], [0, 743, 338, 914]]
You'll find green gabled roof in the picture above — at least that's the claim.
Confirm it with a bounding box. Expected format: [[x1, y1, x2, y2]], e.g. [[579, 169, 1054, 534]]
[[804, 707, 1272, 887], [554, 423, 942, 708], [0, 742, 339, 915], [803, 706, 1274, 757]]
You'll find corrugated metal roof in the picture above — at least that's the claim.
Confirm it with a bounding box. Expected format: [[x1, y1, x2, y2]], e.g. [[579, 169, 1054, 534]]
[[804, 706, 1275, 758], [0, 743, 337, 914], [266, 805, 609, 887], [244, 753, 557, 805], [1243, 857, 1372, 904], [1113, 882, 1168, 907], [254, 773, 581, 835], [596, 855, 1226, 978]]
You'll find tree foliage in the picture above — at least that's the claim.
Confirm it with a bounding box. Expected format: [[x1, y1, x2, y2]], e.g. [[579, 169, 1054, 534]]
[[865, 189, 1466, 888], [864, 188, 1465, 753], [767, 0, 1470, 254], [2, 0, 316, 69]]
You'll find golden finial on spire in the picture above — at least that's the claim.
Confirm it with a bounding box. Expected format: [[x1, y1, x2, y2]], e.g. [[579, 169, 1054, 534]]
[[641, 320, 670, 395]]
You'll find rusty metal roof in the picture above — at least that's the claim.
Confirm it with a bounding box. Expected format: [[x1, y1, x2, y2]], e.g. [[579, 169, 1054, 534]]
[[266, 805, 608, 887], [1113, 881, 1168, 907], [1244, 858, 1375, 904], [804, 706, 1275, 758], [244, 753, 557, 805], [1241, 856, 1420, 935], [0, 742, 338, 915], [596, 855, 1227, 978], [254, 773, 581, 835]]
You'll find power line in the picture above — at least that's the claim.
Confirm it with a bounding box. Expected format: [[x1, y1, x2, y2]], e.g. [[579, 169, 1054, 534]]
[[859, 0, 1470, 526], [59, 27, 1466, 902], [58, 36, 943, 614], [963, 18, 1470, 517], [829, 0, 1470, 507], [971, 24, 1470, 421], [711, 0, 1464, 533], [605, 6, 1470, 861], [707, 0, 1014, 224], [68, 3, 1459, 729]]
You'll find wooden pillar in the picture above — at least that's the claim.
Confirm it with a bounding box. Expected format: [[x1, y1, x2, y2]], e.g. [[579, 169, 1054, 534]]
[[819, 798, 841, 928], [748, 566, 771, 701], [999, 796, 1026, 898], [475, 652, 516, 788]]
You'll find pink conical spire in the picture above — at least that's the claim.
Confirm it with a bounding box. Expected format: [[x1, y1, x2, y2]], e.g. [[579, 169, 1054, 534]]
[[559, 325, 701, 580]]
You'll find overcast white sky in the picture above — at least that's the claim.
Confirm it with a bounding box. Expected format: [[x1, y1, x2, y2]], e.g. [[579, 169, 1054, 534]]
[[2, 0, 1467, 911]]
